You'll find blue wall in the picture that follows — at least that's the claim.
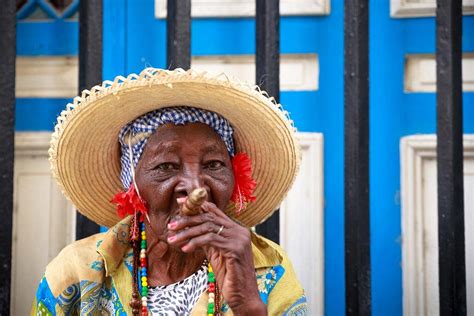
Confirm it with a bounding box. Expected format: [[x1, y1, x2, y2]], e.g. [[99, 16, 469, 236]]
[[16, 0, 474, 315]]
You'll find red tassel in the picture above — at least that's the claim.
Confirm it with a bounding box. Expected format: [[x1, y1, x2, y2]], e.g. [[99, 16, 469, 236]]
[[230, 153, 257, 215], [111, 183, 148, 220]]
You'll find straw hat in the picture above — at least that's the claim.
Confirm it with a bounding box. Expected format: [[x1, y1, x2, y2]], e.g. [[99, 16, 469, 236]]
[[49, 68, 300, 228]]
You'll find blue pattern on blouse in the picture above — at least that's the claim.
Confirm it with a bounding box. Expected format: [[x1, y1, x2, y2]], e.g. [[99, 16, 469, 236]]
[[256, 264, 285, 304]]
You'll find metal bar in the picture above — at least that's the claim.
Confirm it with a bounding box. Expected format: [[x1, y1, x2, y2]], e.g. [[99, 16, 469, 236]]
[[0, 0, 16, 313], [77, 0, 102, 239], [436, 0, 466, 314], [255, 0, 280, 244], [344, 0, 371, 314], [167, 0, 191, 70]]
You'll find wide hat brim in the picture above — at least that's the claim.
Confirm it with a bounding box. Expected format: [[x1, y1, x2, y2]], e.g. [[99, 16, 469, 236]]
[[49, 68, 300, 228]]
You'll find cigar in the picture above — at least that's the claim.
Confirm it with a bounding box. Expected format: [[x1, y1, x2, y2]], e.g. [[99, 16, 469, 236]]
[[181, 188, 208, 216]]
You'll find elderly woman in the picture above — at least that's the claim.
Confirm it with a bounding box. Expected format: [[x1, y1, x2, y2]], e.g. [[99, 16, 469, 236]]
[[32, 68, 307, 315]]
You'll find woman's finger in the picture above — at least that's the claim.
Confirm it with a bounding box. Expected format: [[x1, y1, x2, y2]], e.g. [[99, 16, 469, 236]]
[[168, 211, 226, 231], [200, 201, 230, 220], [167, 221, 226, 245], [179, 232, 227, 253]]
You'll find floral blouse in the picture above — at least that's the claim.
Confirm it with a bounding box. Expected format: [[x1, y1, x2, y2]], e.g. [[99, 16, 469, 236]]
[[31, 217, 308, 315]]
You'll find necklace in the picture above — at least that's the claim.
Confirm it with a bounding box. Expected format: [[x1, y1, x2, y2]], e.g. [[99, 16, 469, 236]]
[[132, 216, 220, 315], [139, 221, 148, 315], [207, 262, 221, 315]]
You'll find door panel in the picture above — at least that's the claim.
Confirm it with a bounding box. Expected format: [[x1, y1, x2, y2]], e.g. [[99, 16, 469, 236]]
[[12, 133, 75, 315]]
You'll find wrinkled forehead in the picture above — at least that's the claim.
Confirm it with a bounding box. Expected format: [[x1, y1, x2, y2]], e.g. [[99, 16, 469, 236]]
[[142, 122, 230, 157]]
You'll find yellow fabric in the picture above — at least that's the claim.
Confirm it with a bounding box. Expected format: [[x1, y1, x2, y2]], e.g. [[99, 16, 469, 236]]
[[258, 238, 306, 315], [31, 217, 307, 315]]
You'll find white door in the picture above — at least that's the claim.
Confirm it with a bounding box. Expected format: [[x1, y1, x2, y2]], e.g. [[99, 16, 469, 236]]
[[401, 135, 474, 316], [12, 132, 75, 315], [421, 157, 474, 315], [280, 132, 324, 316]]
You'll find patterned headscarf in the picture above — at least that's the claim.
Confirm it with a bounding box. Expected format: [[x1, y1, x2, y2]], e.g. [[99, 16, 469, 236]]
[[118, 106, 235, 189]]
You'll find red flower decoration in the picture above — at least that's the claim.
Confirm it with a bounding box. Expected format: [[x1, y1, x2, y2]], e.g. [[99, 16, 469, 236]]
[[230, 153, 257, 215], [111, 183, 148, 219]]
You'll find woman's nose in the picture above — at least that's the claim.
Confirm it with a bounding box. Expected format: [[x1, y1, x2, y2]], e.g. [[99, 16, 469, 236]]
[[174, 166, 206, 196]]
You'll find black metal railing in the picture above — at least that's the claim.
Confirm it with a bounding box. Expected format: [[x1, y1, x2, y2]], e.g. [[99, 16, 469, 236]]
[[436, 0, 466, 315], [254, 0, 280, 244], [0, 1, 16, 314], [167, 0, 191, 70], [76, 0, 103, 240], [344, 0, 371, 314]]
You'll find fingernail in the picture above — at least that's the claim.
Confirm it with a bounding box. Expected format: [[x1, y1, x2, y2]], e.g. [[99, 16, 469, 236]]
[[168, 221, 177, 229], [167, 235, 176, 242], [177, 197, 186, 203]]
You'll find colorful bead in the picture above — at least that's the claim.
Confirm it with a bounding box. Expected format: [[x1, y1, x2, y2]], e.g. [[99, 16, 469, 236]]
[[208, 303, 215, 314], [208, 283, 215, 292], [208, 262, 217, 315], [208, 271, 215, 283]]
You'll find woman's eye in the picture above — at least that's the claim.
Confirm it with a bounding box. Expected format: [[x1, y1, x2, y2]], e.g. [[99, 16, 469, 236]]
[[207, 160, 224, 170], [156, 163, 177, 171]]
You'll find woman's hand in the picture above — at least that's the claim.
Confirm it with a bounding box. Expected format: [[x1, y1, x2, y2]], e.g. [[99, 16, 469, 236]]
[[166, 200, 267, 315]]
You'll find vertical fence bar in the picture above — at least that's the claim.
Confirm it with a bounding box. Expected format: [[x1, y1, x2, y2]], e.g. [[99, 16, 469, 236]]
[[167, 0, 191, 70], [344, 0, 371, 314], [255, 0, 280, 244], [77, 0, 102, 240], [0, 0, 16, 313], [436, 0, 466, 315]]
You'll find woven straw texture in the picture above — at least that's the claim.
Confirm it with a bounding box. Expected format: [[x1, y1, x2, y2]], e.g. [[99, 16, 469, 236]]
[[49, 68, 300, 227]]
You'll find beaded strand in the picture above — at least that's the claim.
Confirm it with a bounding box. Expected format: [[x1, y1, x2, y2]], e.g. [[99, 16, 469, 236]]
[[208, 263, 220, 316], [130, 215, 142, 315], [139, 221, 149, 316]]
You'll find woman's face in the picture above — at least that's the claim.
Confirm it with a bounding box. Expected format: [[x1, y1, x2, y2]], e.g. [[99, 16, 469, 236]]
[[135, 123, 234, 226]]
